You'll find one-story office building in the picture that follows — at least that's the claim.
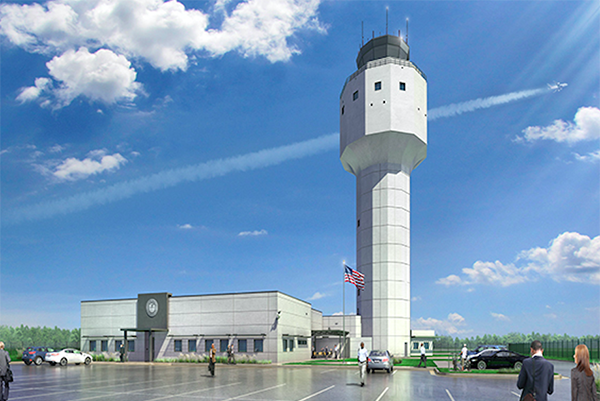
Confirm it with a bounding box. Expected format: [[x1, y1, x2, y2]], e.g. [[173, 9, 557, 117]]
[[81, 291, 372, 364]]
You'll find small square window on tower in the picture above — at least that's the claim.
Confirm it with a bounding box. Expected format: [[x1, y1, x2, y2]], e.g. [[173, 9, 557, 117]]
[[353, 90, 359, 101], [399, 82, 406, 91], [374, 81, 382, 91]]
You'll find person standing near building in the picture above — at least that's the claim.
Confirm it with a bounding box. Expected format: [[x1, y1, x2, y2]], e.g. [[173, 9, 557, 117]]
[[571, 344, 597, 401], [461, 344, 468, 371], [358, 342, 368, 387], [119, 343, 125, 363], [334, 343, 339, 359], [417, 343, 427, 368], [0, 341, 11, 401], [517, 340, 554, 401], [208, 343, 216, 377]]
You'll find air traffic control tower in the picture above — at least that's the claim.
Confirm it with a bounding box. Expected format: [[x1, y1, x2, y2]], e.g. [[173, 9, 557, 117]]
[[340, 33, 427, 355]]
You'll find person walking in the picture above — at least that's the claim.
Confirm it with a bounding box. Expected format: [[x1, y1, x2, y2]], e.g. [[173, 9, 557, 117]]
[[357, 342, 368, 387], [571, 344, 598, 401], [517, 340, 554, 401], [417, 343, 427, 368], [208, 343, 216, 377], [461, 344, 468, 371], [0, 341, 11, 401]]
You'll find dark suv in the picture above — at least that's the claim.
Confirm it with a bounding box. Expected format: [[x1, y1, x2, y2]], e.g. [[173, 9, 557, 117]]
[[22, 347, 55, 365]]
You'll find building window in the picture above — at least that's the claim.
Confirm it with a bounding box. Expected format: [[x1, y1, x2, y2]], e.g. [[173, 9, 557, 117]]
[[374, 81, 382, 91], [399, 82, 406, 91], [298, 339, 308, 348], [341, 106, 344, 115], [128, 340, 135, 352], [205, 339, 214, 352], [115, 340, 122, 352], [289, 338, 294, 352], [254, 339, 264, 353], [90, 341, 96, 352], [101, 340, 108, 352], [424, 342, 430, 350], [353, 90, 359, 101], [283, 339, 288, 352], [219, 340, 227, 353], [188, 340, 196, 352], [413, 342, 419, 350], [238, 339, 247, 353], [174, 340, 182, 352]]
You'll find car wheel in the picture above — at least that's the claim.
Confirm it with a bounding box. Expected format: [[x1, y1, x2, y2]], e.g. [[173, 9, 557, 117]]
[[514, 361, 523, 370], [387, 368, 391, 374], [85, 357, 92, 365], [34, 356, 43, 365], [477, 360, 487, 370], [60, 358, 68, 366], [50, 362, 56, 366], [24, 360, 32, 365]]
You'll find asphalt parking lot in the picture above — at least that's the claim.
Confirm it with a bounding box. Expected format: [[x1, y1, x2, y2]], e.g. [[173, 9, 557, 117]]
[[7, 360, 573, 401]]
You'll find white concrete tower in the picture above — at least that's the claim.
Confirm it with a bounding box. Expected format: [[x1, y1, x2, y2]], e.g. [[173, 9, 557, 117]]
[[340, 34, 427, 356]]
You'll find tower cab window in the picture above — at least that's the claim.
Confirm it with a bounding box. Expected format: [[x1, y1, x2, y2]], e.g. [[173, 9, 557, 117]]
[[374, 81, 382, 91], [353, 90, 359, 101], [399, 82, 406, 91]]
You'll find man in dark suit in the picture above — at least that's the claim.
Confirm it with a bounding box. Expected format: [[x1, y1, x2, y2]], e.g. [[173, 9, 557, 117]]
[[517, 340, 554, 401]]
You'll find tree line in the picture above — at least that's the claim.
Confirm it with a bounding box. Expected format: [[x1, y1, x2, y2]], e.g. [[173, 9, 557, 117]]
[[435, 332, 600, 350], [0, 325, 80, 350]]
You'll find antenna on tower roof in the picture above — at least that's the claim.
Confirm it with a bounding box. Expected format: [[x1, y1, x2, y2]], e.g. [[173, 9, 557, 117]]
[[361, 21, 364, 46], [406, 18, 409, 45], [386, 7, 389, 35]]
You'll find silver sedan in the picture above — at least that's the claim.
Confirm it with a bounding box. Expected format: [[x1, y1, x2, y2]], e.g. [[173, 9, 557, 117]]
[[367, 350, 394, 373]]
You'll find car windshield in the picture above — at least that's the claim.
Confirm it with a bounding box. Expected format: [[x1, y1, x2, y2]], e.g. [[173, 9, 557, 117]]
[[369, 351, 387, 356]]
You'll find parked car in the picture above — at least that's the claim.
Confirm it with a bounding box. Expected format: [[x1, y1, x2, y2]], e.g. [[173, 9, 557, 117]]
[[467, 349, 527, 370], [22, 346, 55, 366], [467, 344, 507, 356], [45, 348, 92, 366], [367, 350, 394, 373]]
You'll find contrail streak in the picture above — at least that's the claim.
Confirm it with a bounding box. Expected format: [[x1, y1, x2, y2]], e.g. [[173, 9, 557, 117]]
[[428, 87, 549, 121], [4, 133, 338, 225]]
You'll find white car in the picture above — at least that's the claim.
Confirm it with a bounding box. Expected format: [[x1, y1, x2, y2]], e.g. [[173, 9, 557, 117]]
[[45, 348, 92, 366]]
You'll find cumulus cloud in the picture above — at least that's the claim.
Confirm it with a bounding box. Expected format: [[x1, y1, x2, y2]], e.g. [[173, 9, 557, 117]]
[[413, 313, 467, 335], [436, 232, 600, 286], [53, 149, 127, 181], [517, 107, 600, 144], [238, 229, 268, 237], [16, 77, 52, 103], [1, 0, 325, 107]]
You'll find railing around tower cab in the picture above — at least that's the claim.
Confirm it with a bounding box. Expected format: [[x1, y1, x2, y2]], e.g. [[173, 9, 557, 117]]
[[340, 57, 427, 99]]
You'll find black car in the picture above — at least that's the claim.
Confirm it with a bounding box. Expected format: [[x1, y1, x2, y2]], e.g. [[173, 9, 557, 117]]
[[467, 344, 507, 357], [467, 349, 527, 370], [22, 346, 55, 366]]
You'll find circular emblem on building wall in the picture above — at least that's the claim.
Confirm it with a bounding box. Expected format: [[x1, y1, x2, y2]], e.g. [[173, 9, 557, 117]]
[[146, 298, 159, 318]]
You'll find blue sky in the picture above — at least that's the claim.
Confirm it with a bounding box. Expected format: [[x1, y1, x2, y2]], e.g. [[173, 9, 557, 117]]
[[1, 0, 598, 338]]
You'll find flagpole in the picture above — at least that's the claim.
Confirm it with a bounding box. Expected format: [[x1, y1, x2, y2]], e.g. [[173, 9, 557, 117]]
[[342, 261, 345, 360]]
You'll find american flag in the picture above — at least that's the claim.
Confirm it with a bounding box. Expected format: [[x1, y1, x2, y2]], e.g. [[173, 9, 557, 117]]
[[344, 264, 365, 290]]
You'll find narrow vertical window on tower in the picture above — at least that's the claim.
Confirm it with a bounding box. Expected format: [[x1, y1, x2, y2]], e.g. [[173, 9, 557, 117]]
[[353, 90, 359, 101], [341, 105, 345, 115], [399, 82, 406, 91], [374, 81, 382, 91]]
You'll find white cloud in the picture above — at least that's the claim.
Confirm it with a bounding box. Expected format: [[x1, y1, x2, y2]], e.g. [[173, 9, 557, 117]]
[[517, 106, 600, 144], [574, 149, 600, 163], [437, 232, 600, 287], [1, 0, 325, 107], [16, 77, 52, 103], [177, 224, 193, 229], [238, 229, 268, 237], [307, 291, 326, 301], [53, 150, 127, 181], [413, 313, 468, 335], [491, 312, 510, 322]]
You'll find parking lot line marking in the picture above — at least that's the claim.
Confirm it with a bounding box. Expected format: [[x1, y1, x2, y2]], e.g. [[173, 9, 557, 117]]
[[137, 381, 243, 401], [375, 386, 389, 401], [297, 385, 335, 401], [222, 383, 287, 401], [9, 379, 159, 400], [445, 389, 456, 401], [511, 391, 521, 397]]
